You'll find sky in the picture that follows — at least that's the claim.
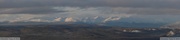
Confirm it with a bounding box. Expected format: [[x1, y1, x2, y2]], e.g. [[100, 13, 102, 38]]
[[0, 0, 180, 23]]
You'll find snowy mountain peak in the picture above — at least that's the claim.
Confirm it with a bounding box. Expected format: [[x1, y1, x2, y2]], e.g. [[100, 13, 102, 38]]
[[29, 19, 50, 22], [161, 21, 180, 29], [65, 17, 76, 22], [103, 17, 121, 23], [53, 17, 62, 22], [166, 31, 175, 36], [94, 16, 99, 19], [6, 16, 124, 23]]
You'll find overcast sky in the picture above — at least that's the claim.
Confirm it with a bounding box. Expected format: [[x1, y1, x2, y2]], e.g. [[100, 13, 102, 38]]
[[0, 0, 180, 23]]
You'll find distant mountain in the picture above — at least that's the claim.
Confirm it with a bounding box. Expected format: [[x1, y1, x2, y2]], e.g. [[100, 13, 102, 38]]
[[161, 21, 180, 29], [6, 16, 121, 23], [0, 16, 168, 28]]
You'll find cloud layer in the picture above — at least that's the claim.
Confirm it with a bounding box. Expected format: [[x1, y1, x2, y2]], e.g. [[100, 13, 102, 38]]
[[0, 0, 180, 23], [0, 7, 66, 14], [0, 0, 180, 15], [0, 0, 180, 8]]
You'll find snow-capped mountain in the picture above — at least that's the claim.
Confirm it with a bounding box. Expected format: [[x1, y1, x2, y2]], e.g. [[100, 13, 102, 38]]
[[53, 17, 62, 22], [161, 21, 180, 29], [103, 17, 121, 23], [6, 16, 123, 23], [0, 16, 166, 28], [64, 17, 77, 22]]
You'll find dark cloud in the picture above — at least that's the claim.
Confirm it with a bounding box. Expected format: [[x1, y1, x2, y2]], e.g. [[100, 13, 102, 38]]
[[96, 7, 180, 15], [0, 0, 180, 9], [0, 7, 66, 14], [127, 8, 180, 15], [1, 0, 180, 15]]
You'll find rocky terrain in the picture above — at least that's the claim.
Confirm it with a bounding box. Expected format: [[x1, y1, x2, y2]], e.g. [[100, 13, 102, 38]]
[[0, 24, 179, 40]]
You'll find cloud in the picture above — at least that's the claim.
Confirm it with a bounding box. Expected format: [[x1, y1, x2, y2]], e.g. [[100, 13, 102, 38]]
[[0, 7, 133, 22], [1, 0, 180, 15], [111, 7, 180, 15], [0, 7, 66, 14], [0, 0, 180, 9], [1, 0, 180, 23], [2, 6, 180, 15], [0, 14, 45, 22]]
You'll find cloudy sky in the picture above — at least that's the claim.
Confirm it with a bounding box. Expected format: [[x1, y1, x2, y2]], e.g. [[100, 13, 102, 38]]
[[0, 0, 180, 23]]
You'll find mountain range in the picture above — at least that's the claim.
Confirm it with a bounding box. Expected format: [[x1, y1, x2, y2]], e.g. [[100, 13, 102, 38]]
[[0, 16, 168, 28], [7, 16, 121, 23], [161, 21, 180, 29]]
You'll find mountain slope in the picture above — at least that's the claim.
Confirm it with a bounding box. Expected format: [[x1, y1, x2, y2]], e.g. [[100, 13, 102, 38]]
[[161, 21, 180, 29]]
